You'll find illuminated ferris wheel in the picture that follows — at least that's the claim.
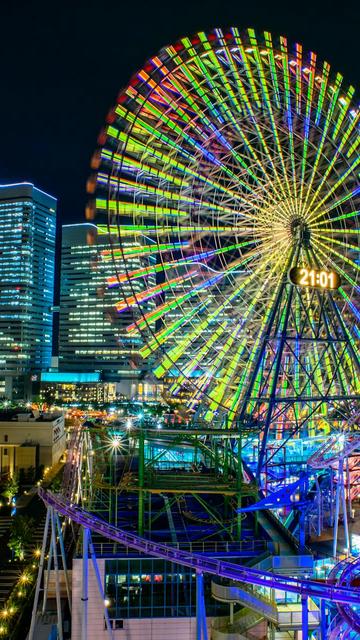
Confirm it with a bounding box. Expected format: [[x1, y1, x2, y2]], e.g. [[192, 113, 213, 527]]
[[89, 27, 359, 448]]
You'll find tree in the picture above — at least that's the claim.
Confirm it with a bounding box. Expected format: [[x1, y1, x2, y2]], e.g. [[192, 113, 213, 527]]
[[2, 473, 19, 505], [8, 515, 36, 560]]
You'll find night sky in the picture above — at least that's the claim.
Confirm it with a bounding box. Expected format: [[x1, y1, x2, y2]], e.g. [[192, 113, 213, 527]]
[[1, 0, 359, 227]]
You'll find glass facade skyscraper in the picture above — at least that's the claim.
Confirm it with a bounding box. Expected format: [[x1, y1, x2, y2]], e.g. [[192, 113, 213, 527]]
[[59, 224, 153, 397], [0, 183, 56, 399]]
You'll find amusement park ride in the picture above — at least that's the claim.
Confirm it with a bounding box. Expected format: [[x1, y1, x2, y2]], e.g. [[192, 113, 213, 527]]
[[31, 26, 359, 640]]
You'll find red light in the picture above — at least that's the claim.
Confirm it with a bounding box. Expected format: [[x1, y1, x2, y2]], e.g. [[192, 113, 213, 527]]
[[97, 129, 107, 145], [129, 74, 139, 87], [106, 109, 116, 124]]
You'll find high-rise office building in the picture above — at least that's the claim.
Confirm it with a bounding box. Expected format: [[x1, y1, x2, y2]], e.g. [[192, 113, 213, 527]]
[[59, 224, 154, 398], [0, 183, 56, 399]]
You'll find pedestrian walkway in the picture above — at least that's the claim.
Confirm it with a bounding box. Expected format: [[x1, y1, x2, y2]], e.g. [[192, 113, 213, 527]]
[[0, 515, 12, 539], [0, 567, 23, 606]]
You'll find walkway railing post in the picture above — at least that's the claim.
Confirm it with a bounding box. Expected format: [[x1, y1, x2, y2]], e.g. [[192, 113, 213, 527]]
[[82, 527, 89, 640]]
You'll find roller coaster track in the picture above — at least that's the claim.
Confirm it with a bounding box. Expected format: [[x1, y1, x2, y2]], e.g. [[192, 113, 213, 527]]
[[38, 488, 360, 607]]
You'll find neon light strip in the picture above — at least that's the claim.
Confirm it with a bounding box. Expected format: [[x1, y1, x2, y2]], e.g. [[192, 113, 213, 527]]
[[115, 270, 198, 312], [107, 238, 258, 286]]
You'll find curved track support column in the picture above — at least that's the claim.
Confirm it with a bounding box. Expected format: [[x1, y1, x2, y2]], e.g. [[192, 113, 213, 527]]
[[81, 527, 89, 640], [28, 507, 51, 640], [320, 599, 327, 640], [301, 594, 308, 639], [333, 456, 344, 557], [50, 506, 63, 640], [196, 570, 208, 640], [88, 532, 114, 640]]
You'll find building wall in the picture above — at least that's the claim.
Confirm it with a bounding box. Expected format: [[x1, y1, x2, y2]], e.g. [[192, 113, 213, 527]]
[[59, 225, 145, 379], [0, 183, 56, 399], [0, 414, 65, 470], [41, 380, 117, 404], [71, 559, 211, 640]]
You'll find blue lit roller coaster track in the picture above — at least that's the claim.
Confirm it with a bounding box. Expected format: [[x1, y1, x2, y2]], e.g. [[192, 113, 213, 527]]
[[39, 488, 360, 608]]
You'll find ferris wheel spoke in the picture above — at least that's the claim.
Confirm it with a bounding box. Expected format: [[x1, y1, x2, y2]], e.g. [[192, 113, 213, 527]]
[[307, 157, 360, 222], [302, 68, 343, 211], [183, 263, 282, 402], [227, 288, 286, 420], [102, 241, 190, 261], [310, 238, 359, 294], [93, 27, 359, 420], [115, 269, 199, 313], [312, 210, 360, 226], [169, 321, 232, 394], [97, 173, 256, 216], [304, 111, 359, 215], [204, 252, 290, 414], [130, 246, 267, 343], [101, 140, 258, 203], [153, 248, 286, 378], [310, 228, 359, 236], [316, 233, 359, 256], [123, 90, 257, 192], [298, 53, 317, 205], [146, 55, 265, 192], [108, 239, 259, 289], [197, 28, 293, 206], [249, 30, 298, 205], [102, 224, 255, 239]]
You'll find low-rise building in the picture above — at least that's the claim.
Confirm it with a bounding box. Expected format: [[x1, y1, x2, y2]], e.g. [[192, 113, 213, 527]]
[[40, 371, 116, 405], [0, 409, 65, 476]]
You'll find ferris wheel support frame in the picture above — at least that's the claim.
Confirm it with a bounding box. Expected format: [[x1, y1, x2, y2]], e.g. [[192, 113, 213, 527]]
[[236, 243, 360, 481]]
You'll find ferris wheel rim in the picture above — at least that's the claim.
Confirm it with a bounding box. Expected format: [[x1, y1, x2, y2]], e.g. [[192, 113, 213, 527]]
[[91, 26, 359, 420]]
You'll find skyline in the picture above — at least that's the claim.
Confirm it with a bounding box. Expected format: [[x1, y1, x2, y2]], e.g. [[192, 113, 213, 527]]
[[1, 0, 359, 229]]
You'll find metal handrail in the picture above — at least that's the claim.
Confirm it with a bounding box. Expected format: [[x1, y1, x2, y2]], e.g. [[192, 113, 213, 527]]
[[38, 489, 360, 606]]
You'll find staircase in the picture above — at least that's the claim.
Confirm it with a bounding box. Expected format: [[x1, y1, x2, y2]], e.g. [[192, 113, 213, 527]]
[[211, 579, 321, 638], [212, 607, 267, 639], [212, 581, 278, 623]]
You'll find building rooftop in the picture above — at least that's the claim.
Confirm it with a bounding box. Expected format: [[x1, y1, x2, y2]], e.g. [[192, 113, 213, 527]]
[[0, 409, 62, 422]]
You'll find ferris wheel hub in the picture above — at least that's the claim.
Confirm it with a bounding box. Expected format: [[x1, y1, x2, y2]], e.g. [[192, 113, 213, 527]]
[[290, 218, 311, 246]]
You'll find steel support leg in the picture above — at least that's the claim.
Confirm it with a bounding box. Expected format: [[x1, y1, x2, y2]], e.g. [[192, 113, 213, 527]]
[[82, 527, 89, 640], [88, 534, 114, 640], [42, 535, 53, 615], [51, 507, 63, 640], [138, 428, 145, 536], [28, 507, 51, 640], [196, 571, 208, 640], [333, 457, 343, 557], [55, 512, 72, 613], [341, 469, 351, 554], [320, 599, 327, 640], [301, 594, 308, 639], [229, 602, 234, 625]]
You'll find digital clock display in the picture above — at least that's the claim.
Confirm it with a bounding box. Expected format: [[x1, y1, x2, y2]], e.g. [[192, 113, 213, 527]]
[[288, 267, 341, 290]]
